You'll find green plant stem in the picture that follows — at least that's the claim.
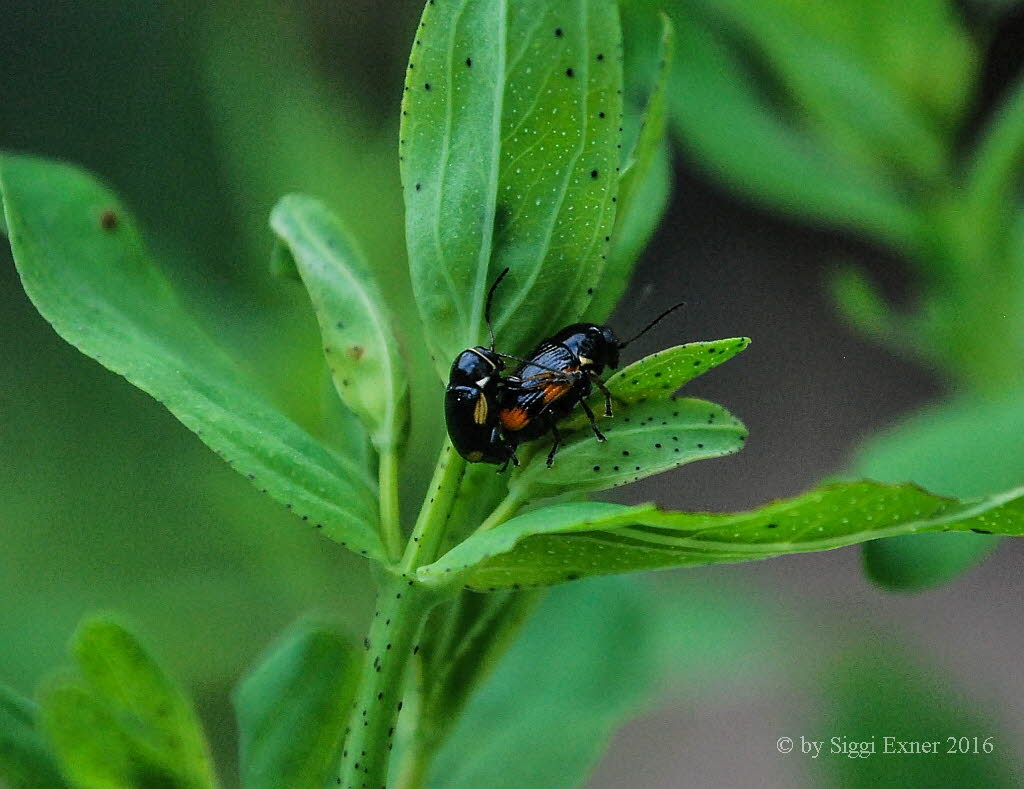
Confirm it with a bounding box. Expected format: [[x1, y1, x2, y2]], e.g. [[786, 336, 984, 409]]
[[379, 449, 404, 563], [392, 738, 432, 789], [402, 441, 467, 572], [476, 491, 524, 533], [337, 572, 441, 789]]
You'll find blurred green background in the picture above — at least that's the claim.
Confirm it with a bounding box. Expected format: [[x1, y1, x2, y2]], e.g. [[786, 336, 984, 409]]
[[2, 1, 1023, 786]]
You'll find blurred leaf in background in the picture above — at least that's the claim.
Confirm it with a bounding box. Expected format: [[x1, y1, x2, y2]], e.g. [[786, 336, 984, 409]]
[[653, 0, 1024, 589], [0, 1, 408, 780], [818, 649, 1019, 787], [428, 575, 779, 789]]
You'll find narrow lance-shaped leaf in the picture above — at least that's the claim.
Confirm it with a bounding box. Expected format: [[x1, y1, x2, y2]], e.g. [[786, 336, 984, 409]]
[[585, 337, 750, 413], [509, 398, 747, 500], [587, 11, 674, 321], [0, 155, 382, 559], [700, 0, 946, 182], [0, 684, 69, 789], [964, 75, 1024, 255], [39, 618, 217, 789], [234, 622, 360, 789], [419, 481, 1024, 590], [401, 0, 624, 373], [271, 194, 409, 451], [666, 9, 928, 257]]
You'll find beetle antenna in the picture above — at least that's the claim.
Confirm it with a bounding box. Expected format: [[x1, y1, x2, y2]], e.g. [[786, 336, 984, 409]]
[[618, 301, 686, 348], [485, 267, 511, 351]]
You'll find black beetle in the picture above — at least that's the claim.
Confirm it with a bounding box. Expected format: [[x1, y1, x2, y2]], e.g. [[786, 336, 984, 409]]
[[497, 304, 684, 467], [445, 267, 684, 469], [444, 270, 518, 466]]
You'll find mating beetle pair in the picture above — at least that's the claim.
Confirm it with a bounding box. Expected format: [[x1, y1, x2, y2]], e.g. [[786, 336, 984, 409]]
[[445, 269, 682, 469]]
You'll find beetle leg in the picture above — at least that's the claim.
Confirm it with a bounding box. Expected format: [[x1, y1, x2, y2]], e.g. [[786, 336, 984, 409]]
[[494, 428, 519, 473], [591, 374, 614, 417], [579, 397, 607, 442], [544, 416, 562, 468]]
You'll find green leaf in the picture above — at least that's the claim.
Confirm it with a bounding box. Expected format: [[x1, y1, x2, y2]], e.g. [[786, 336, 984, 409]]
[[40, 681, 177, 789], [234, 621, 359, 789], [666, 8, 928, 256], [271, 194, 409, 451], [509, 398, 747, 499], [400, 0, 624, 373], [587, 12, 674, 321], [0, 155, 382, 558], [768, 0, 977, 130], [39, 618, 216, 789], [417, 590, 542, 748], [420, 481, 1024, 590], [818, 650, 1016, 788], [601, 337, 750, 405], [855, 393, 1024, 590], [428, 575, 777, 789], [0, 684, 69, 789], [830, 266, 899, 347], [74, 618, 215, 787], [964, 75, 1024, 255], [700, 0, 947, 181], [269, 237, 300, 281]]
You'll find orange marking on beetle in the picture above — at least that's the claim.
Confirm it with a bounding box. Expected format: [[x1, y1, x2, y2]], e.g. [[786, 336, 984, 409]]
[[541, 381, 572, 404], [500, 407, 531, 432]]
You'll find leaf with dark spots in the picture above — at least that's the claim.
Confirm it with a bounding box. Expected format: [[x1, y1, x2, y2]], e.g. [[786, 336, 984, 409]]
[[509, 397, 746, 499], [587, 10, 675, 321], [0, 155, 382, 558], [419, 481, 1024, 590], [400, 0, 625, 373], [272, 194, 409, 453]]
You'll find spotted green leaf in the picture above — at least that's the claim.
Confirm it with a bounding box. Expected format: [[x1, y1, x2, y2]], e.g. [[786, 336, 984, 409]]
[[39, 618, 216, 789], [509, 397, 747, 500], [401, 0, 624, 373], [603, 337, 750, 404], [271, 194, 409, 452], [234, 622, 359, 789], [419, 481, 1024, 590], [587, 11, 674, 321], [0, 684, 68, 789], [0, 155, 382, 559]]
